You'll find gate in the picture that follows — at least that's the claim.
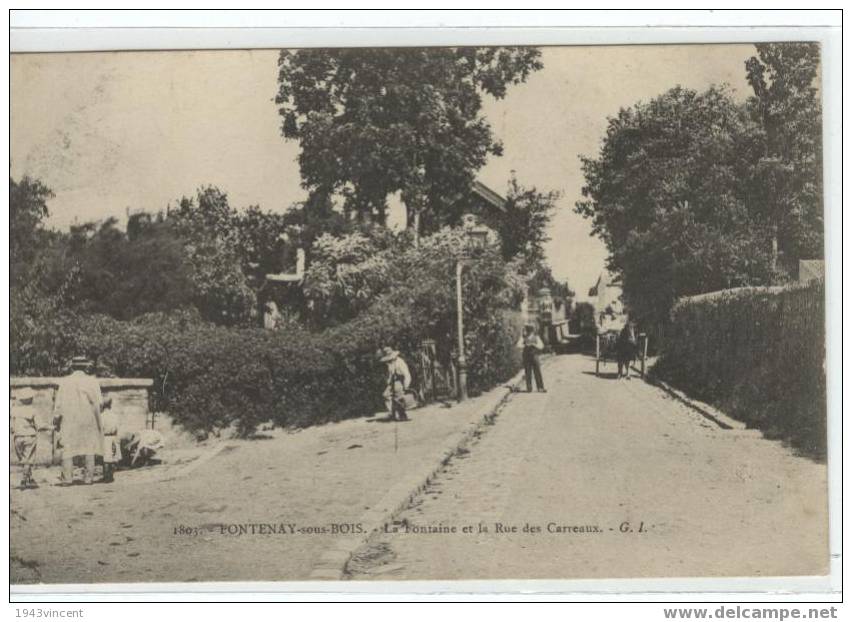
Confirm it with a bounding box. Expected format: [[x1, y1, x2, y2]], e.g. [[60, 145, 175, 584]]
[[418, 339, 456, 403]]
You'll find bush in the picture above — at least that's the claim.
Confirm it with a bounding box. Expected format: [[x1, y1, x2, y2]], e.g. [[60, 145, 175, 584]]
[[11, 225, 526, 437], [651, 280, 826, 458], [10, 279, 82, 376], [465, 309, 524, 393], [12, 296, 521, 437], [63, 310, 396, 436], [305, 224, 526, 394]]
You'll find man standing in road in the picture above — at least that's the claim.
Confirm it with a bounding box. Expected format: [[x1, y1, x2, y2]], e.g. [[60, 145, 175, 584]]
[[53, 356, 105, 485], [517, 324, 547, 393], [379, 346, 412, 421]]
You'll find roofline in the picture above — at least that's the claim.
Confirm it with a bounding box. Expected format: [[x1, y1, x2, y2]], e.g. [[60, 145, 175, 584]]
[[471, 180, 506, 212]]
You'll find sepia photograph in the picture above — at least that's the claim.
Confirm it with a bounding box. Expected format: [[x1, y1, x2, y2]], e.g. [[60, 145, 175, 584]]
[[9, 33, 832, 590]]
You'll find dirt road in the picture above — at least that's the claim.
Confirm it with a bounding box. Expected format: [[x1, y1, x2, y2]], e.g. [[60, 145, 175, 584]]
[[11, 353, 828, 584], [347, 354, 828, 580], [10, 381, 509, 584]]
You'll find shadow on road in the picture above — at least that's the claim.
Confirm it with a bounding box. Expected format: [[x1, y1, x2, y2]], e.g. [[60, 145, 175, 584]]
[[580, 370, 623, 380], [365, 415, 410, 424]]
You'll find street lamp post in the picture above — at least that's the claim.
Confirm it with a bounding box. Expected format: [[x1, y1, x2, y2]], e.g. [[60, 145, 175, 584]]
[[456, 260, 468, 401], [455, 216, 490, 402]]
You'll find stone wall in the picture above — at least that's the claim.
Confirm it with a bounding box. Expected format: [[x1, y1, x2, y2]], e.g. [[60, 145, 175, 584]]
[[10, 377, 153, 466]]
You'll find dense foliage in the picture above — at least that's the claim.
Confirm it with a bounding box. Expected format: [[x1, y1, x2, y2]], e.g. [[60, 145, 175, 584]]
[[483, 174, 559, 271], [39, 216, 196, 320], [576, 43, 823, 328], [12, 192, 526, 435], [13, 290, 523, 438], [302, 224, 526, 390], [276, 47, 542, 234], [569, 301, 597, 346], [746, 43, 823, 265], [576, 85, 775, 327], [10, 176, 53, 287], [170, 187, 257, 325], [12, 183, 296, 327], [651, 280, 826, 459]]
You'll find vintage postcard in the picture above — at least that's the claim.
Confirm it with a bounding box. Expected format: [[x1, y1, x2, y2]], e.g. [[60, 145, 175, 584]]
[[10, 39, 832, 590]]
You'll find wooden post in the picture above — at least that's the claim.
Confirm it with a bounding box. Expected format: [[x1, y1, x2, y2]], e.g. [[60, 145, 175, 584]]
[[456, 260, 468, 401], [412, 209, 421, 247], [641, 333, 649, 378], [595, 334, 600, 376]]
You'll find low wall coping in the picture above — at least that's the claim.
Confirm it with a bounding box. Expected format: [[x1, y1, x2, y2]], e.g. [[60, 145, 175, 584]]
[[11, 377, 154, 389]]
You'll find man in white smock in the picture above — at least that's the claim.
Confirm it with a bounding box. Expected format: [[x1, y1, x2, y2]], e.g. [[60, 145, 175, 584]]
[[53, 356, 105, 485]]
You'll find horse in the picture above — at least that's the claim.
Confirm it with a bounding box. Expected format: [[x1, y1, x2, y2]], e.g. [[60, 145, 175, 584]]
[[615, 322, 638, 379]]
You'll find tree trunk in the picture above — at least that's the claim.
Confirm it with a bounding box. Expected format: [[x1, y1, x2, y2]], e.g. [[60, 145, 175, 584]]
[[412, 209, 420, 247], [375, 204, 387, 227], [770, 225, 779, 281], [403, 193, 423, 246]]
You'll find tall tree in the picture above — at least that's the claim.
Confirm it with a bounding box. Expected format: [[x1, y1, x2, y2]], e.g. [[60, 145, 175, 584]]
[[575, 85, 772, 326], [170, 187, 256, 326], [38, 216, 195, 320], [276, 47, 542, 239], [10, 176, 53, 286], [745, 42, 823, 270], [485, 174, 558, 271], [232, 205, 292, 284]]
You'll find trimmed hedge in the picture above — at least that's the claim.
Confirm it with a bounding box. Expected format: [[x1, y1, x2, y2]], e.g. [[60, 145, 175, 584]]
[[651, 280, 826, 459], [13, 300, 522, 438], [68, 306, 420, 436]]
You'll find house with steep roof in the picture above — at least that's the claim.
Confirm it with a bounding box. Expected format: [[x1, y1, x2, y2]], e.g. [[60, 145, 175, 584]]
[[589, 271, 625, 332]]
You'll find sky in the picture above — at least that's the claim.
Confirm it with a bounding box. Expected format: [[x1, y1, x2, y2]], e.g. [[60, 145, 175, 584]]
[[11, 44, 756, 295]]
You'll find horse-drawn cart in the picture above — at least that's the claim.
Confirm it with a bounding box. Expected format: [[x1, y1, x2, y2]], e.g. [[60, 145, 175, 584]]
[[595, 329, 649, 378]]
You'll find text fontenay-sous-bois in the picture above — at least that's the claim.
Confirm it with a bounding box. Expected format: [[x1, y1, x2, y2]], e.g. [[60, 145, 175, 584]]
[[172, 521, 650, 537]]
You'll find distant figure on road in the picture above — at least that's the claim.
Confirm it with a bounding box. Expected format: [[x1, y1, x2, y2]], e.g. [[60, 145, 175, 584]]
[[378, 346, 412, 421], [615, 321, 638, 379], [53, 356, 104, 486], [517, 324, 546, 393]]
